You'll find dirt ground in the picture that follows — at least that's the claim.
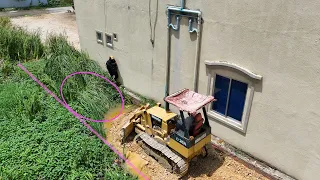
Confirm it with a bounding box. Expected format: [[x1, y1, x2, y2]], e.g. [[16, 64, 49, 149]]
[[10, 12, 80, 50], [104, 106, 269, 180]]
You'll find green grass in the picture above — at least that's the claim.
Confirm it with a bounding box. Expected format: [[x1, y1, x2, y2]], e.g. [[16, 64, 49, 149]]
[[0, 18, 138, 179], [0, 79, 135, 179]]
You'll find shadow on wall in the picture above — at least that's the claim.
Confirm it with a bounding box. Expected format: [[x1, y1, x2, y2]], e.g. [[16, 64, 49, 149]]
[[116, 69, 124, 87], [170, 16, 200, 42], [172, 25, 181, 39], [254, 79, 263, 93], [170, 16, 203, 93], [188, 18, 200, 42], [171, 17, 198, 40]]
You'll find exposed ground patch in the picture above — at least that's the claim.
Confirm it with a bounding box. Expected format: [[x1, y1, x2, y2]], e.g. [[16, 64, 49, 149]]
[[105, 107, 269, 180], [11, 12, 80, 49]]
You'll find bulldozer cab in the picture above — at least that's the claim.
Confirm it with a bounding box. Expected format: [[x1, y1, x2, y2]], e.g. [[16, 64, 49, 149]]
[[164, 89, 216, 159], [146, 105, 178, 136]]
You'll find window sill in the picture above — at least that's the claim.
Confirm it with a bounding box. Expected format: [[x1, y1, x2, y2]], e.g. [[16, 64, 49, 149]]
[[106, 43, 113, 48], [207, 110, 246, 133], [97, 40, 103, 45]]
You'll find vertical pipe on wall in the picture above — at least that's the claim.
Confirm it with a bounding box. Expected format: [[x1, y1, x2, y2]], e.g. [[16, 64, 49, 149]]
[[180, 0, 185, 10], [193, 13, 202, 92], [166, 0, 203, 108], [165, 10, 172, 111]]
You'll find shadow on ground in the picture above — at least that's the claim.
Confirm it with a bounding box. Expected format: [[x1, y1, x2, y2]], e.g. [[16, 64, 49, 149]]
[[181, 145, 225, 179]]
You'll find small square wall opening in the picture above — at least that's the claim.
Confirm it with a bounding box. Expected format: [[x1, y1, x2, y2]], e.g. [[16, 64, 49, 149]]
[[96, 31, 103, 45], [106, 33, 113, 48]]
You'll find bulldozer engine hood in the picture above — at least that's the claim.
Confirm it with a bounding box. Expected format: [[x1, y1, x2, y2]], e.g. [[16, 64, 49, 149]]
[[146, 106, 177, 122]]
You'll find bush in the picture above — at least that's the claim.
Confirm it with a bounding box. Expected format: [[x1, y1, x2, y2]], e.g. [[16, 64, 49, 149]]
[[48, 0, 73, 7]]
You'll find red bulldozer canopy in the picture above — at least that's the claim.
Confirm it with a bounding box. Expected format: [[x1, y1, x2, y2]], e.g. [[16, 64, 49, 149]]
[[164, 89, 216, 114]]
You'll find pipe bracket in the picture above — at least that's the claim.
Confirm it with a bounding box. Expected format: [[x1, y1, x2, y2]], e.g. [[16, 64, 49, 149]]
[[168, 15, 181, 31], [188, 18, 198, 33]]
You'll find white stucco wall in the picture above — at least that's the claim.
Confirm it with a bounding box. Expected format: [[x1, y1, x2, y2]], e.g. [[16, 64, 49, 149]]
[[74, 0, 320, 179]]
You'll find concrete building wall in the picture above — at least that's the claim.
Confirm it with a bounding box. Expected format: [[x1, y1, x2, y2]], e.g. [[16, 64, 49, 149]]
[[74, 0, 320, 179], [0, 0, 47, 8]]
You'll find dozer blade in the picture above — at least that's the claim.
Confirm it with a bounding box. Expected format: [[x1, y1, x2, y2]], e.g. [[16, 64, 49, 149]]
[[120, 121, 134, 142]]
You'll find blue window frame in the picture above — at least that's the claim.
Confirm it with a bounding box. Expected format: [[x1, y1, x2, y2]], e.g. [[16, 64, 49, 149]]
[[212, 75, 248, 121]]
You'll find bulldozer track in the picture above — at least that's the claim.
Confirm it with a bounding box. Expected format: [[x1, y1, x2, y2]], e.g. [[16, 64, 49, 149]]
[[135, 133, 189, 177]]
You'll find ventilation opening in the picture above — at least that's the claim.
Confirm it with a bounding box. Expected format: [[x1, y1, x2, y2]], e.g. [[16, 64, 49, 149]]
[[106, 33, 113, 48], [96, 31, 103, 45]]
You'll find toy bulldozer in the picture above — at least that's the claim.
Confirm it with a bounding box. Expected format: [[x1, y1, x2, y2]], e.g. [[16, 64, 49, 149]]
[[120, 88, 216, 176]]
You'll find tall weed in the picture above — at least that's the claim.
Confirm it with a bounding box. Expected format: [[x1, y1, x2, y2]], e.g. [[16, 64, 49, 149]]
[[0, 26, 44, 62], [44, 34, 132, 107], [0, 60, 14, 77]]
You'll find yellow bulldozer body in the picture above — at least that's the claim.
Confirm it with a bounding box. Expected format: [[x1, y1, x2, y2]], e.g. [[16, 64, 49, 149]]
[[120, 89, 215, 176]]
